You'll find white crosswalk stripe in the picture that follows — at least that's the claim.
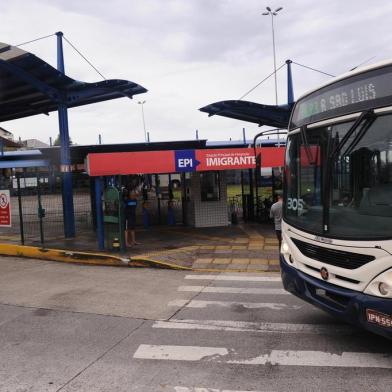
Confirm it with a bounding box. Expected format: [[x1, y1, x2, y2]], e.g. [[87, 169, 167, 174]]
[[168, 299, 300, 310], [174, 387, 266, 392], [134, 344, 392, 368], [153, 319, 353, 334], [178, 285, 287, 295], [184, 274, 281, 282]]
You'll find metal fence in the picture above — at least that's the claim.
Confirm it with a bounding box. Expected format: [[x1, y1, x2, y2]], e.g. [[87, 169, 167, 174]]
[[0, 171, 93, 245]]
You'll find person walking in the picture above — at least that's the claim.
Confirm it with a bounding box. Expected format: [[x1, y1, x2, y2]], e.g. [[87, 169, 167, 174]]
[[270, 194, 283, 249], [124, 186, 140, 247]]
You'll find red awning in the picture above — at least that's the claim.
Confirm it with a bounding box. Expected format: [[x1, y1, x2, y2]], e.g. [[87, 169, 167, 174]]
[[86, 147, 285, 176]]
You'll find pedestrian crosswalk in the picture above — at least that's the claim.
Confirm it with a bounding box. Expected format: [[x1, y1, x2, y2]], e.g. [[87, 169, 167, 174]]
[[132, 273, 392, 391]]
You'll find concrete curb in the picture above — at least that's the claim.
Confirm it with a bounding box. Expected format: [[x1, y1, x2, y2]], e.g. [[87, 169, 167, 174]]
[[0, 243, 193, 270], [0, 243, 279, 273], [0, 243, 129, 267]]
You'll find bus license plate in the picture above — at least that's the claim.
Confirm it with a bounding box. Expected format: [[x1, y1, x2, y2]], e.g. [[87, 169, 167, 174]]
[[366, 309, 392, 328]]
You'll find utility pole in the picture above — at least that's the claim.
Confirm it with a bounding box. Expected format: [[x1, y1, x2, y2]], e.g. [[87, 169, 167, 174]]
[[262, 6, 283, 105], [138, 100, 147, 142]]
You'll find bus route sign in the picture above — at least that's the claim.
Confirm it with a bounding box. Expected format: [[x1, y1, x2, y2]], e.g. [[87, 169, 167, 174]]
[[0, 190, 11, 227]]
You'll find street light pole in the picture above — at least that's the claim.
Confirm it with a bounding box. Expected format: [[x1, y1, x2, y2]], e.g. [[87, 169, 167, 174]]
[[138, 100, 147, 142], [262, 6, 283, 105]]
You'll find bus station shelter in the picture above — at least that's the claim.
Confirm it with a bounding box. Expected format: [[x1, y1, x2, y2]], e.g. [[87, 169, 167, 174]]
[[86, 143, 285, 250], [0, 38, 286, 252], [0, 37, 147, 241]]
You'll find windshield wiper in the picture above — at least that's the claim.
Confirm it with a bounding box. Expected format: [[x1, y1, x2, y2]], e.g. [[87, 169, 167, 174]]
[[300, 125, 315, 164], [329, 110, 374, 161]]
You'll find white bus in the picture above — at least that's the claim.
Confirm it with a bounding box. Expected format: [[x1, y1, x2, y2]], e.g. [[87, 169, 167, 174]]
[[281, 60, 392, 339]]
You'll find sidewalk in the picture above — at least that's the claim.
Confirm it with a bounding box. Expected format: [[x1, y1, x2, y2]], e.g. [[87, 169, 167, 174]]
[[0, 223, 280, 272]]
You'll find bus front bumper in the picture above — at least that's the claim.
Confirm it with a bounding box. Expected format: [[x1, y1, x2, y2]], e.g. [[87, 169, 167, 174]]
[[280, 255, 392, 340]]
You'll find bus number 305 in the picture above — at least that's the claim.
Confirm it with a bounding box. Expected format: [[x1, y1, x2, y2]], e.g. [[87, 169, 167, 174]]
[[287, 198, 304, 211]]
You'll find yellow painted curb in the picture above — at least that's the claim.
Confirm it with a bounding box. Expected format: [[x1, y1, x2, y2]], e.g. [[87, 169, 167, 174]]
[[0, 243, 191, 270], [0, 243, 128, 267]]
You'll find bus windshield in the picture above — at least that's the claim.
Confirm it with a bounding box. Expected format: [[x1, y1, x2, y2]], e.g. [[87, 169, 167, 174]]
[[284, 113, 392, 240]]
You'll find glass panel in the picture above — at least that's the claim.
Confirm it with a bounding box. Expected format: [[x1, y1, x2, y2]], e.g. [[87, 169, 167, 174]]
[[328, 114, 392, 239], [284, 130, 324, 234], [200, 172, 220, 202]]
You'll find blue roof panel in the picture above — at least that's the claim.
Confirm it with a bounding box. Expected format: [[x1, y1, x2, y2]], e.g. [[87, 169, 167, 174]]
[[200, 100, 293, 128], [0, 42, 147, 122], [0, 159, 49, 168]]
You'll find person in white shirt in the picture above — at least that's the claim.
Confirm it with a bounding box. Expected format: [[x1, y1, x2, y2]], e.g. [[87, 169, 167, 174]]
[[270, 194, 283, 249]]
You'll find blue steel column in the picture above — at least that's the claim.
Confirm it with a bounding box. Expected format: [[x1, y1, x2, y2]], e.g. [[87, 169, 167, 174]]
[[286, 59, 294, 104], [95, 177, 105, 250], [56, 31, 75, 237]]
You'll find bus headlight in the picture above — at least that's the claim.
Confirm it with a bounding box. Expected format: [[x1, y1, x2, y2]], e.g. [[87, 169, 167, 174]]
[[364, 269, 392, 298], [281, 241, 295, 265]]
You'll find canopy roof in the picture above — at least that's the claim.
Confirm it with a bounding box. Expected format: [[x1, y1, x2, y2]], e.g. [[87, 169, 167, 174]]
[[0, 42, 147, 122], [0, 149, 49, 168], [199, 100, 293, 128], [0, 135, 20, 148]]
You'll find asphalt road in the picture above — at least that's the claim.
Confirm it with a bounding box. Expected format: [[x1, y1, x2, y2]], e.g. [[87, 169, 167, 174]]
[[0, 256, 391, 392]]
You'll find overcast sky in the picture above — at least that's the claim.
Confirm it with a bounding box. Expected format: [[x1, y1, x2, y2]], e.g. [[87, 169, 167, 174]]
[[1, 0, 392, 146]]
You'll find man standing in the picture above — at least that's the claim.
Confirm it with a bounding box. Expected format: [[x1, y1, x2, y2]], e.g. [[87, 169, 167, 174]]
[[270, 194, 283, 249]]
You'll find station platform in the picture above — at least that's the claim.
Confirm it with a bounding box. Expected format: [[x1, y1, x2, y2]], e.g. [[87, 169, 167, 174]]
[[0, 223, 279, 272]]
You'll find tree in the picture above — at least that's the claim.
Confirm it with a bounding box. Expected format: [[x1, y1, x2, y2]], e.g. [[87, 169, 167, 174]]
[[53, 134, 73, 146]]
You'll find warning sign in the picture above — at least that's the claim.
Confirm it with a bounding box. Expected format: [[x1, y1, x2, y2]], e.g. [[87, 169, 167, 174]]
[[0, 190, 11, 227]]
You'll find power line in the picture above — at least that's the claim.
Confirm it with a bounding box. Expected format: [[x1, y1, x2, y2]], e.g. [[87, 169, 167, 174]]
[[63, 35, 106, 80], [15, 33, 55, 47], [350, 56, 376, 71], [238, 62, 286, 100], [292, 61, 335, 77]]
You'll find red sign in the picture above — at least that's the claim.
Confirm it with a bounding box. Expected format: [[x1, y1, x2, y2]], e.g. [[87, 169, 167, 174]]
[[87, 147, 285, 176], [0, 190, 11, 227]]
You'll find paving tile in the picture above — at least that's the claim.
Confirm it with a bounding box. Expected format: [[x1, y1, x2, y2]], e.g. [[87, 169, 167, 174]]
[[212, 258, 231, 264], [230, 258, 249, 264], [268, 258, 280, 265], [249, 258, 269, 265], [216, 245, 231, 250], [195, 258, 214, 263], [264, 238, 279, 244], [248, 242, 263, 246], [264, 245, 279, 251], [192, 263, 214, 269], [214, 249, 232, 254], [231, 245, 247, 250], [247, 264, 269, 271], [199, 245, 215, 250], [226, 264, 249, 271], [234, 238, 249, 244], [209, 264, 230, 270], [198, 249, 215, 254]]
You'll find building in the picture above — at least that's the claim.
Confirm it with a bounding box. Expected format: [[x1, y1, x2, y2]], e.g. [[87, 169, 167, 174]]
[[0, 127, 14, 141]]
